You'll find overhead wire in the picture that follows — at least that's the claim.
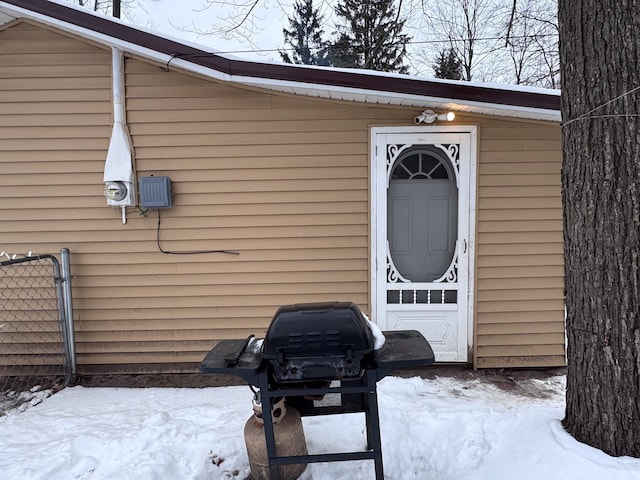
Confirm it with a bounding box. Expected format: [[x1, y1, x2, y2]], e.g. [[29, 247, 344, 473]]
[[561, 85, 640, 127], [203, 32, 559, 56]]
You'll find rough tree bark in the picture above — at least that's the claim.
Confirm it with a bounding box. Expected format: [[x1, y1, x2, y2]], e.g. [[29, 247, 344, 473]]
[[558, 0, 640, 458]]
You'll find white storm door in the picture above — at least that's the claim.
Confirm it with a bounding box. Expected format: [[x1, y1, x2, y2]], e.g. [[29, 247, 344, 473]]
[[371, 127, 476, 362]]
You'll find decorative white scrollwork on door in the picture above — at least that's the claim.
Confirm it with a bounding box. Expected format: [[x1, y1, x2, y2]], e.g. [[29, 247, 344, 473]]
[[386, 141, 461, 303], [387, 144, 460, 184]]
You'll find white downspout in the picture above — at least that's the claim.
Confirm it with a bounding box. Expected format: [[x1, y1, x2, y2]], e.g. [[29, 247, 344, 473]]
[[104, 48, 135, 224]]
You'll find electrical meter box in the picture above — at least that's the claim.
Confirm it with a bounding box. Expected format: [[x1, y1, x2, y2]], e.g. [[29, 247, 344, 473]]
[[139, 176, 172, 208]]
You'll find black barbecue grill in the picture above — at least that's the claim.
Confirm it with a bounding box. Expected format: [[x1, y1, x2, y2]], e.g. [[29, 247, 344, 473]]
[[200, 301, 435, 480], [262, 302, 375, 383]]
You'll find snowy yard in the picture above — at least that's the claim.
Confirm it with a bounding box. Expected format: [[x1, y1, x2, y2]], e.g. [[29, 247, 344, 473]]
[[1, 373, 639, 480]]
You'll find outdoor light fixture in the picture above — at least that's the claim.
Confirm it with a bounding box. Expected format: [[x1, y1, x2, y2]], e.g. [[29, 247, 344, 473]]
[[414, 110, 456, 124]]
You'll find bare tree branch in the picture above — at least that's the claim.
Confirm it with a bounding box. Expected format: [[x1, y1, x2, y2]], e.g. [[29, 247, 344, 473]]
[[505, 0, 517, 46]]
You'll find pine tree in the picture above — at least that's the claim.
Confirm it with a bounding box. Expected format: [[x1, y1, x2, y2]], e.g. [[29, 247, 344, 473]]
[[328, 0, 410, 74], [432, 48, 464, 80], [280, 0, 329, 66]]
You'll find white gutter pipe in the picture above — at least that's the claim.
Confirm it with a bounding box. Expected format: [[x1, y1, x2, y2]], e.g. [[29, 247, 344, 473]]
[[104, 47, 135, 224]]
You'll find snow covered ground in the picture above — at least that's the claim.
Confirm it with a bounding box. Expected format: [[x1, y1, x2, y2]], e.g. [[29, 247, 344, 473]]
[[1, 373, 639, 480]]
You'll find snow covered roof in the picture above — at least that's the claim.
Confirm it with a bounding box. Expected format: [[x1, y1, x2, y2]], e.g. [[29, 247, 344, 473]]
[[0, 0, 561, 122]]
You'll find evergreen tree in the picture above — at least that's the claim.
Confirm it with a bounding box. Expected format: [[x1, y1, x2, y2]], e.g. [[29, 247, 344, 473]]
[[432, 48, 464, 80], [280, 0, 329, 66], [328, 0, 410, 74]]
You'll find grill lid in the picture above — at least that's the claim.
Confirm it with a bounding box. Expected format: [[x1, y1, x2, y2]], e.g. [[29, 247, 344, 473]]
[[261, 301, 375, 382]]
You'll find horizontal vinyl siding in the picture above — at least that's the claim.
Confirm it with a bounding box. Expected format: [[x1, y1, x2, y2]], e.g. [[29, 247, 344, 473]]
[[0, 21, 112, 370], [0, 19, 412, 373], [475, 119, 566, 368], [110, 59, 389, 368], [1, 20, 567, 371]]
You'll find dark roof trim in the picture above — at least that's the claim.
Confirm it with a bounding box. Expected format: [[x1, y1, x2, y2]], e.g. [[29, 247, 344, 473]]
[[6, 0, 560, 112]]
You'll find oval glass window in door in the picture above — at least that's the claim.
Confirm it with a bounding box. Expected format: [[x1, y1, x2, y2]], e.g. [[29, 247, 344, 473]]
[[387, 146, 458, 282]]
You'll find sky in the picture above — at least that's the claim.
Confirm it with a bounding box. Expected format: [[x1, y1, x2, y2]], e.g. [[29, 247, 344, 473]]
[[57, 0, 560, 85], [2, 372, 640, 479], [121, 0, 340, 63], [60, 0, 443, 76]]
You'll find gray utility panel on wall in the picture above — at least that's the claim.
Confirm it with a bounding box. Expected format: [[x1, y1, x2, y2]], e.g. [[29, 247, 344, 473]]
[[139, 176, 172, 209]]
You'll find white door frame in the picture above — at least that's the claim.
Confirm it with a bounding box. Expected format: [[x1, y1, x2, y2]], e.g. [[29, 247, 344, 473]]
[[370, 125, 477, 362]]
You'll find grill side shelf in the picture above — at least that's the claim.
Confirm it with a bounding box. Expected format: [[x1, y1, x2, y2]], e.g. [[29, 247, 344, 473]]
[[373, 330, 435, 380], [199, 337, 264, 384]]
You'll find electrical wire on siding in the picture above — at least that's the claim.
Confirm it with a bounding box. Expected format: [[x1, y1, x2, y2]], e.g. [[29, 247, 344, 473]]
[[155, 209, 239, 256]]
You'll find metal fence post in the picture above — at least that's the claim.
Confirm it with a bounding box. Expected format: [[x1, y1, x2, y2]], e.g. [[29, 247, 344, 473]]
[[60, 248, 77, 382]]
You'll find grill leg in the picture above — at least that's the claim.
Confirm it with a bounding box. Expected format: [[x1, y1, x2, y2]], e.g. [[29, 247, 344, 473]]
[[258, 373, 282, 480], [364, 369, 384, 480]]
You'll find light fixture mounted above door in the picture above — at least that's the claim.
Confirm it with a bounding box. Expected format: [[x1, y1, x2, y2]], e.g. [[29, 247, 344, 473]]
[[414, 110, 456, 125]]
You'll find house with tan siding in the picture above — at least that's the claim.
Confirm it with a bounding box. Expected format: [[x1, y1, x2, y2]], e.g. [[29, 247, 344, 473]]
[[0, 0, 565, 372]]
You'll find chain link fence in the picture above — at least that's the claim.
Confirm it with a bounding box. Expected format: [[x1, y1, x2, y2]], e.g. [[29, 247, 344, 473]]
[[0, 250, 75, 414]]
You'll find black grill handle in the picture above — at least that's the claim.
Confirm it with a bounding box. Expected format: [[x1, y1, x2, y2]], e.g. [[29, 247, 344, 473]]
[[345, 345, 355, 364], [223, 334, 255, 367], [276, 347, 286, 367]]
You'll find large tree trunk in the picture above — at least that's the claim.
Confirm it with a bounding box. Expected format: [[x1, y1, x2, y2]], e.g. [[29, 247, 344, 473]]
[[559, 0, 640, 458]]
